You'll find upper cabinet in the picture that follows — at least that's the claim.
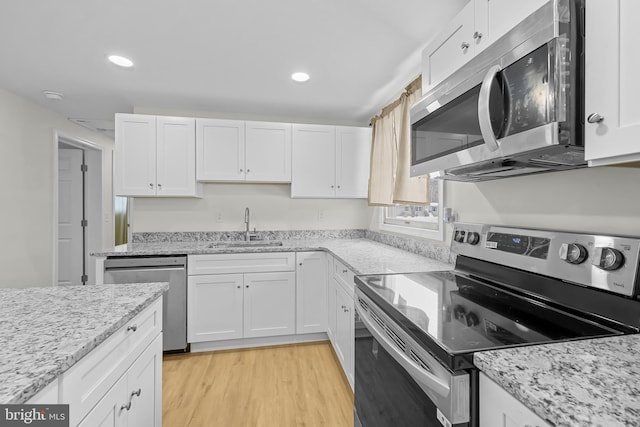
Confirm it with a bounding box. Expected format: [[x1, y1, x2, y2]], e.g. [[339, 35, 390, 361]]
[[196, 118, 292, 182], [584, 0, 640, 167], [291, 124, 371, 198], [422, 0, 548, 91], [115, 114, 201, 197]]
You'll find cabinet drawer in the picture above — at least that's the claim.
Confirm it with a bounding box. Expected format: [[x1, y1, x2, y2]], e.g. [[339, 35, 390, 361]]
[[333, 258, 355, 297], [188, 252, 295, 275], [60, 298, 162, 426]]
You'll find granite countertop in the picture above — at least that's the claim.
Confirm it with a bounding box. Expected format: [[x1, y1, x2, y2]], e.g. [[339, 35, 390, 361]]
[[0, 282, 168, 404], [93, 238, 452, 276], [475, 335, 640, 427]]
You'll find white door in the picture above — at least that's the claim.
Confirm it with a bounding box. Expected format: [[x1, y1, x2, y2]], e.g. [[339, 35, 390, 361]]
[[243, 272, 296, 338], [335, 283, 355, 389], [58, 149, 84, 286], [584, 0, 640, 166], [196, 118, 245, 181], [291, 124, 336, 198], [114, 114, 157, 196], [187, 274, 244, 342], [245, 121, 292, 182], [78, 374, 127, 427], [335, 127, 371, 198], [156, 116, 196, 196], [127, 335, 162, 427], [295, 252, 328, 334]]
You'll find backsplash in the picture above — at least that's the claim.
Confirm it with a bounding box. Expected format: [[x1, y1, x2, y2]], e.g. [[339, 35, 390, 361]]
[[365, 230, 454, 264], [131, 229, 367, 243]]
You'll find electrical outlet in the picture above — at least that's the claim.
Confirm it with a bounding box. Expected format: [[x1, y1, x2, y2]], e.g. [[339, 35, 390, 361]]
[[215, 212, 223, 223], [318, 210, 324, 221]]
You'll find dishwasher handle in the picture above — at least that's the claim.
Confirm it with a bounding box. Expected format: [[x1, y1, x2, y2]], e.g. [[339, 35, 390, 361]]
[[104, 267, 185, 274]]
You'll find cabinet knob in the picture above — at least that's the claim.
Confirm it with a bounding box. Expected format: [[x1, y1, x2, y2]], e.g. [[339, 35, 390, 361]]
[[127, 324, 138, 332], [299, 262, 303, 266], [337, 185, 341, 189], [157, 183, 162, 190], [587, 113, 604, 124], [247, 169, 250, 173], [120, 401, 132, 412], [342, 269, 348, 273], [240, 169, 243, 172], [246, 285, 249, 288], [331, 185, 334, 189], [473, 31, 483, 40], [131, 388, 142, 398], [149, 183, 154, 188], [461, 41, 470, 50], [237, 285, 241, 289]]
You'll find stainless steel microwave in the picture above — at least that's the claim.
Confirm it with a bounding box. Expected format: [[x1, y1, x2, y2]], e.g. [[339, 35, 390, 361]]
[[410, 0, 585, 181]]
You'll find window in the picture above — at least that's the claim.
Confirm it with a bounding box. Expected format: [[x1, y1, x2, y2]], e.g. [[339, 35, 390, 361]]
[[379, 179, 444, 240]]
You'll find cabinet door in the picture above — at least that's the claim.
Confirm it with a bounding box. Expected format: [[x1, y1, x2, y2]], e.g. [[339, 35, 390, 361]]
[[127, 335, 162, 427], [422, 2, 475, 90], [479, 373, 549, 427], [115, 114, 156, 196], [245, 121, 292, 182], [187, 274, 243, 342], [196, 118, 245, 181], [291, 124, 336, 198], [327, 277, 337, 342], [474, 0, 548, 54], [585, 0, 640, 166], [335, 127, 371, 198], [78, 374, 128, 427], [334, 283, 355, 389], [295, 252, 328, 334], [244, 272, 296, 338], [156, 116, 197, 196]]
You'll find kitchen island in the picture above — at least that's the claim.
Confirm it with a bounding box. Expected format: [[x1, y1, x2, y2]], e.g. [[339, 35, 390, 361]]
[[0, 281, 167, 419]]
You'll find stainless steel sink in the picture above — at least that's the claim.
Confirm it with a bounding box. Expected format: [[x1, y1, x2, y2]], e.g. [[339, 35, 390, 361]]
[[207, 241, 283, 249]]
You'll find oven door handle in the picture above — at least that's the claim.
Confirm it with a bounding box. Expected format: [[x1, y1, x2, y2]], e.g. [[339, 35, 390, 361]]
[[478, 64, 502, 152], [355, 303, 450, 397]]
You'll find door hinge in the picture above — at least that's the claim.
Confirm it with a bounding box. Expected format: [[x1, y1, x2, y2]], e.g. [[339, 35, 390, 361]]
[[81, 219, 88, 227], [80, 164, 88, 172], [81, 274, 88, 284]]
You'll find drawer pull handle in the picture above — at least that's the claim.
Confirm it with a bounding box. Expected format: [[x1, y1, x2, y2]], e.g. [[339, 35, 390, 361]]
[[120, 401, 132, 412], [131, 388, 142, 398], [342, 269, 348, 273], [127, 324, 138, 332]]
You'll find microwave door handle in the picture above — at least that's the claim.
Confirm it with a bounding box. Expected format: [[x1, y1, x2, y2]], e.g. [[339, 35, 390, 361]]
[[355, 303, 450, 397], [478, 64, 502, 152]]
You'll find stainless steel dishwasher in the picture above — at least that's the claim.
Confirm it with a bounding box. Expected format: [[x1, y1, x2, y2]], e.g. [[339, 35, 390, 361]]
[[103, 256, 187, 352]]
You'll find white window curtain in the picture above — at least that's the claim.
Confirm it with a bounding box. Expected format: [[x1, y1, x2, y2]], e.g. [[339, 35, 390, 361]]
[[368, 77, 429, 206]]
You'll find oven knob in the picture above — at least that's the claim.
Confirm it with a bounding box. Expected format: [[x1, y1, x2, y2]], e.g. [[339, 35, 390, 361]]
[[454, 230, 466, 243], [466, 312, 479, 327], [559, 243, 588, 264], [467, 232, 480, 245], [592, 247, 625, 271]]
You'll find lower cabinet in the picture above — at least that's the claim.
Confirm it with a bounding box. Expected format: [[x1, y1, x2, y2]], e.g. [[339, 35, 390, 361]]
[[328, 256, 356, 391], [188, 271, 296, 342], [79, 335, 162, 427], [296, 252, 328, 334], [479, 372, 550, 427]]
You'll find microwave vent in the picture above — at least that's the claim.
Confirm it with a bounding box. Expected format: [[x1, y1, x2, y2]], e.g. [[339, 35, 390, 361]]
[[529, 151, 586, 166]]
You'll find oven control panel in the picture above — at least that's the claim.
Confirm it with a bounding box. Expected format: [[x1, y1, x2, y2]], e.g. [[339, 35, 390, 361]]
[[451, 223, 640, 297]]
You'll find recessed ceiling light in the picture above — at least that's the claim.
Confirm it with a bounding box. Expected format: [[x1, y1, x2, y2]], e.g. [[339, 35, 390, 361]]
[[291, 72, 310, 82], [42, 90, 63, 100], [107, 55, 134, 68]]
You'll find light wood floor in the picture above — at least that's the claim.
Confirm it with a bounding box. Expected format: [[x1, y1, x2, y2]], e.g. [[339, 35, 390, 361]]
[[163, 341, 354, 427]]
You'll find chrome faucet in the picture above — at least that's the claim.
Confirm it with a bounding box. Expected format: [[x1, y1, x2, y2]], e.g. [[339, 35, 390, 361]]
[[244, 207, 251, 241]]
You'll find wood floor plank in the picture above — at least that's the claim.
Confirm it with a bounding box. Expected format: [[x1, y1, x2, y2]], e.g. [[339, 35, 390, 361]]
[[163, 341, 353, 427]]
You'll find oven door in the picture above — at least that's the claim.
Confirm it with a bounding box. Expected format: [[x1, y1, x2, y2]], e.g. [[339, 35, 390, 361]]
[[354, 290, 470, 427]]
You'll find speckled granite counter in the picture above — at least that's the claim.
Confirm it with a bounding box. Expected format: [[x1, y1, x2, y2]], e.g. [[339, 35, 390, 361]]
[[93, 238, 452, 275], [475, 335, 640, 427], [0, 282, 168, 404]]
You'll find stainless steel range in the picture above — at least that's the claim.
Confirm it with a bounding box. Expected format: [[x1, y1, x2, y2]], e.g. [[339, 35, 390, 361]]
[[354, 223, 640, 427]]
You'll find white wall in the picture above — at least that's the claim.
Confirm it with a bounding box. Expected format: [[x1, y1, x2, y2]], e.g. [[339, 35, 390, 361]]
[[446, 166, 640, 236], [0, 87, 115, 288], [132, 183, 373, 232]]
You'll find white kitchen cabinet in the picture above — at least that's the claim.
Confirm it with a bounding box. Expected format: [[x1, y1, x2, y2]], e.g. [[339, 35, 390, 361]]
[[479, 372, 550, 427], [295, 252, 328, 334], [187, 254, 296, 344], [243, 272, 296, 338], [61, 298, 163, 426], [188, 273, 244, 342], [115, 114, 200, 197], [80, 335, 162, 427], [327, 258, 337, 341], [422, 0, 547, 91], [291, 124, 371, 198], [26, 379, 58, 404], [328, 256, 356, 390], [196, 119, 292, 182], [584, 0, 640, 167]]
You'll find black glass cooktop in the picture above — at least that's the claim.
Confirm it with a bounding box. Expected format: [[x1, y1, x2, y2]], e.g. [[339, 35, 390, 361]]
[[355, 270, 622, 370]]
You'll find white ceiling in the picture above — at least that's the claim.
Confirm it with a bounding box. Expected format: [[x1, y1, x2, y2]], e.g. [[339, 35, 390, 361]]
[[0, 0, 467, 136]]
